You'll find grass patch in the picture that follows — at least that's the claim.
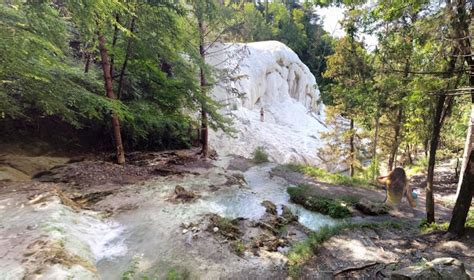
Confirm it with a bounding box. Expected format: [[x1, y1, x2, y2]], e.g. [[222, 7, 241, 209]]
[[287, 221, 403, 278], [166, 267, 190, 280], [419, 219, 449, 234], [281, 164, 374, 189], [232, 240, 245, 256], [252, 146, 269, 164], [405, 156, 428, 177], [287, 184, 352, 219], [419, 210, 474, 234]]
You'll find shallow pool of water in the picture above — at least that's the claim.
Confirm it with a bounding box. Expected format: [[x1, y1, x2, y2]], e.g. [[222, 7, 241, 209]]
[[96, 163, 336, 278]]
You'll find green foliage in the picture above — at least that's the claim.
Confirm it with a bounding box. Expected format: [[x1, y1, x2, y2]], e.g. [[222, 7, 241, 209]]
[[231, 240, 245, 256], [282, 164, 373, 189], [0, 2, 123, 126], [0, 0, 234, 151], [166, 268, 190, 280], [229, 2, 334, 87], [419, 210, 474, 234], [287, 184, 351, 219], [405, 156, 429, 177], [418, 219, 449, 234], [252, 146, 269, 164]]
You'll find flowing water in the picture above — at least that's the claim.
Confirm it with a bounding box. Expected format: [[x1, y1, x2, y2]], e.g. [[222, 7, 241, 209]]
[[96, 163, 336, 278]]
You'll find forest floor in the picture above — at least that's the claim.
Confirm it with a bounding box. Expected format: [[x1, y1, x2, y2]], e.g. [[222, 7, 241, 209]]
[[0, 148, 472, 279]]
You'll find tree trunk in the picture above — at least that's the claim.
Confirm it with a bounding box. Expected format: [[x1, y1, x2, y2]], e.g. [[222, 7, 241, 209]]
[[371, 114, 380, 182], [198, 20, 209, 158], [117, 17, 136, 100], [425, 95, 446, 223], [406, 143, 413, 165], [457, 106, 474, 196], [349, 118, 355, 177], [84, 52, 91, 73], [109, 14, 120, 79], [98, 33, 125, 165], [388, 107, 403, 171], [448, 148, 474, 236]]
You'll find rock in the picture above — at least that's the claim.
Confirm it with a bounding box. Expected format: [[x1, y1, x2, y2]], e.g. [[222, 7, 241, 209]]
[[391, 258, 470, 280], [206, 41, 327, 165], [281, 205, 297, 222], [355, 198, 389, 215], [182, 229, 188, 234], [391, 266, 441, 280], [261, 200, 277, 215], [174, 185, 197, 202], [224, 172, 247, 186], [429, 257, 470, 280], [213, 227, 219, 233]]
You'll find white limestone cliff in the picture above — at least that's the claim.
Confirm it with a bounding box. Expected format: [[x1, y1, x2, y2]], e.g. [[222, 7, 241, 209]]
[[207, 41, 326, 164]]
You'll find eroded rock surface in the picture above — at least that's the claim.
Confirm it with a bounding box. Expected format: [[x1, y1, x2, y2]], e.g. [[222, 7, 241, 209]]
[[207, 41, 327, 165]]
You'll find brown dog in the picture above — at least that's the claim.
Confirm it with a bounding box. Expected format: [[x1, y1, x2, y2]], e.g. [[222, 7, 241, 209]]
[[377, 167, 416, 208]]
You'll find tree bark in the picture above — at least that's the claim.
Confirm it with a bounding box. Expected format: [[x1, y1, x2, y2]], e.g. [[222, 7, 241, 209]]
[[98, 33, 125, 165], [371, 114, 380, 181], [457, 107, 474, 196], [448, 148, 474, 236], [117, 17, 136, 100], [109, 14, 120, 79], [198, 20, 209, 158], [426, 94, 447, 223], [447, 0, 473, 237], [425, 46, 459, 223], [388, 107, 403, 171], [349, 118, 355, 177], [84, 52, 91, 73]]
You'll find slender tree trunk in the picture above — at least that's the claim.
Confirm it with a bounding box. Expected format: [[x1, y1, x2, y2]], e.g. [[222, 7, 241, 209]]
[[117, 17, 136, 100], [84, 52, 91, 73], [198, 20, 209, 157], [447, 0, 473, 237], [425, 96, 446, 223], [425, 36, 460, 222], [406, 143, 413, 165], [457, 107, 474, 196], [388, 107, 403, 171], [349, 118, 355, 177], [98, 33, 125, 165], [448, 148, 474, 236], [110, 14, 120, 78], [371, 114, 380, 182]]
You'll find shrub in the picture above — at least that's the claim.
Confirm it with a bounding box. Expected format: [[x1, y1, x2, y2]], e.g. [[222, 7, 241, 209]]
[[252, 146, 269, 163]]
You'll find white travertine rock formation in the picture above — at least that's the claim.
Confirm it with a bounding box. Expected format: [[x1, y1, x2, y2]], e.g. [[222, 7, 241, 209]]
[[207, 41, 326, 164]]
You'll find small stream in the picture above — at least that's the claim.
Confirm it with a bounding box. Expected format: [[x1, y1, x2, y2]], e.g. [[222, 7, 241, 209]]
[[96, 163, 336, 278], [207, 164, 336, 230]]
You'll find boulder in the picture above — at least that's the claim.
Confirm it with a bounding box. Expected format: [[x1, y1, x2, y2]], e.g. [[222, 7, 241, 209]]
[[391, 258, 470, 280], [429, 257, 470, 280], [174, 185, 197, 202], [281, 205, 298, 222], [391, 266, 441, 280], [355, 198, 389, 215], [261, 200, 277, 215]]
